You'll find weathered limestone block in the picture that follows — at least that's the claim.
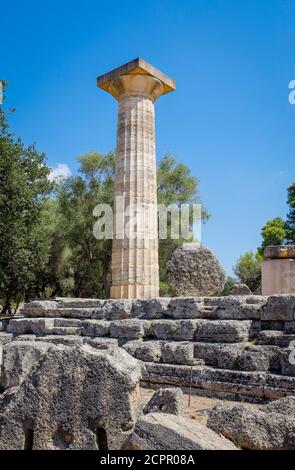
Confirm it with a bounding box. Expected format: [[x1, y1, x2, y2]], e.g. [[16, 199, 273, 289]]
[[204, 296, 265, 320], [220, 304, 262, 321], [54, 318, 83, 328], [110, 320, 144, 340], [57, 298, 105, 308], [261, 320, 284, 331], [35, 335, 83, 346], [152, 320, 198, 341], [261, 295, 295, 321], [0, 344, 142, 450], [123, 340, 162, 362], [131, 298, 171, 319], [1, 341, 51, 389], [51, 301, 132, 320], [143, 362, 295, 401], [161, 342, 196, 366], [284, 322, 295, 334], [264, 245, 295, 259], [101, 300, 133, 319], [167, 298, 206, 319], [0, 333, 14, 367], [48, 326, 82, 336], [280, 349, 295, 375], [143, 388, 183, 416], [193, 343, 245, 369], [263, 396, 295, 415], [0, 387, 18, 411], [194, 320, 252, 343], [22, 300, 58, 317], [83, 337, 118, 350], [258, 331, 295, 347], [48, 308, 98, 319], [7, 318, 54, 336], [264, 373, 295, 399], [230, 284, 252, 295], [0, 333, 13, 346], [124, 413, 238, 450], [167, 245, 226, 297], [236, 345, 280, 372], [13, 334, 36, 341], [207, 403, 295, 450], [82, 320, 110, 337]]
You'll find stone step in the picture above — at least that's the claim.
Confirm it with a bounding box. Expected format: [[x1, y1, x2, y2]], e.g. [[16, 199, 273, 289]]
[[193, 342, 281, 372], [122, 339, 282, 372], [7, 316, 257, 343], [46, 327, 82, 336], [142, 362, 295, 402], [21, 296, 270, 321]]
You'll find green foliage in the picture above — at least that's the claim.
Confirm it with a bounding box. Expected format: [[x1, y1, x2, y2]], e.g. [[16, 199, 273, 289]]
[[0, 87, 52, 313], [37, 152, 208, 299], [0, 86, 209, 302], [285, 183, 295, 243], [233, 251, 262, 293], [219, 276, 235, 296], [259, 217, 286, 255]]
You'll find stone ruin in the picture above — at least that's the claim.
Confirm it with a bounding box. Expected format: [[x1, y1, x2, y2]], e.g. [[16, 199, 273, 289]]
[[0, 59, 294, 450], [0, 294, 295, 449]]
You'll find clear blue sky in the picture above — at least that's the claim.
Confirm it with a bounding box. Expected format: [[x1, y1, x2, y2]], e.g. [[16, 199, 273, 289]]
[[2, 0, 295, 275]]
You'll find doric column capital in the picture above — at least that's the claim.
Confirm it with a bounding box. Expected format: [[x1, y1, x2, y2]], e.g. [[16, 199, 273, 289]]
[[97, 58, 176, 101]]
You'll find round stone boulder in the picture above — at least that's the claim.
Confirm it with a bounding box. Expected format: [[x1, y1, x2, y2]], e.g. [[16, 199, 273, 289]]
[[167, 244, 226, 296]]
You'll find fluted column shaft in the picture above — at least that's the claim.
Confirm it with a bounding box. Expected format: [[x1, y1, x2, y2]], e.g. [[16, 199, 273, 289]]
[[111, 76, 160, 298]]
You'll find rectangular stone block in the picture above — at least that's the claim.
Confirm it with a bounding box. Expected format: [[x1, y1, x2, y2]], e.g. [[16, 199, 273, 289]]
[[280, 349, 295, 376], [262, 259, 295, 295], [22, 301, 58, 317], [236, 345, 280, 372], [82, 337, 118, 350], [193, 342, 245, 369], [152, 320, 198, 341], [284, 322, 295, 334], [110, 320, 144, 340], [7, 318, 54, 336], [161, 342, 197, 366], [261, 295, 295, 321], [35, 335, 83, 346], [53, 318, 83, 328], [194, 320, 252, 343], [82, 320, 110, 337], [123, 340, 162, 362], [257, 330, 295, 347], [47, 327, 82, 336]]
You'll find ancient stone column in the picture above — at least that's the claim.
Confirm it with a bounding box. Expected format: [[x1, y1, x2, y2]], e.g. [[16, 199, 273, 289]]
[[97, 59, 176, 298]]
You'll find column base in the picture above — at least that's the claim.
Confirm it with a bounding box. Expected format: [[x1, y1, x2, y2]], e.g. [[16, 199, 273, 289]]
[[110, 284, 159, 299]]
